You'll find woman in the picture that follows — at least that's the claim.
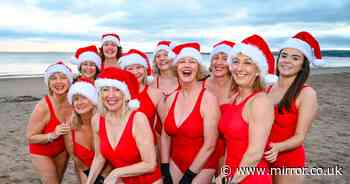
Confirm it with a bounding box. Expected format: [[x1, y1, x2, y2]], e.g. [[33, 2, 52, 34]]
[[150, 40, 179, 97], [160, 42, 220, 184], [64, 78, 108, 183], [204, 40, 236, 106], [71, 45, 101, 81], [26, 62, 74, 184], [264, 31, 319, 184], [216, 35, 276, 184], [204, 40, 236, 174], [119, 49, 163, 135], [99, 33, 123, 70], [86, 67, 161, 184]]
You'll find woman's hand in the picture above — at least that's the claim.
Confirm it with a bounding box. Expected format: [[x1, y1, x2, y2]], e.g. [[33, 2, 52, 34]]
[[103, 171, 119, 184], [264, 142, 281, 163], [54, 122, 71, 136]]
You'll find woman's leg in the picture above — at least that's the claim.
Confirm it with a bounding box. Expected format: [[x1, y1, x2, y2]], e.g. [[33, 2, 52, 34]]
[[273, 171, 304, 184], [52, 151, 69, 183], [169, 159, 183, 183], [30, 154, 60, 184], [192, 169, 216, 184]]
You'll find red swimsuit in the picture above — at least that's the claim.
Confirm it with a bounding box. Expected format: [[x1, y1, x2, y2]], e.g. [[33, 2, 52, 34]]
[[29, 96, 65, 157], [218, 92, 272, 183], [138, 85, 157, 128], [99, 111, 161, 183], [138, 85, 162, 139], [266, 86, 307, 168], [164, 87, 220, 173], [72, 130, 94, 167]]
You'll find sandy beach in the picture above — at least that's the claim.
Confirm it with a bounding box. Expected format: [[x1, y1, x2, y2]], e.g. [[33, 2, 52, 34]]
[[0, 67, 349, 184]]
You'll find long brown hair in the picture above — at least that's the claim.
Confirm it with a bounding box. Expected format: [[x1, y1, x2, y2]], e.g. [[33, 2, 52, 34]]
[[276, 51, 310, 113], [99, 46, 123, 64]]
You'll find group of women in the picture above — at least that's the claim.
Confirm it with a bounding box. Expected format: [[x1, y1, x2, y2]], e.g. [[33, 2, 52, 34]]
[[26, 31, 321, 184]]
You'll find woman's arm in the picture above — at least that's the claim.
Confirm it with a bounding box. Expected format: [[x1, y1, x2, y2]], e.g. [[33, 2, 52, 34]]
[[265, 87, 318, 162], [188, 90, 220, 172], [27, 99, 70, 144], [86, 114, 106, 184], [105, 112, 157, 182], [233, 93, 274, 183]]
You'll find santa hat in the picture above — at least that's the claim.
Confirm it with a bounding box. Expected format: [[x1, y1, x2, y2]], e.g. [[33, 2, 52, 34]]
[[231, 34, 278, 84], [101, 33, 120, 46], [173, 42, 203, 65], [95, 67, 140, 109], [153, 40, 176, 60], [210, 40, 235, 62], [71, 45, 101, 69], [119, 49, 154, 83], [68, 77, 98, 105], [44, 61, 74, 86], [281, 31, 325, 67]]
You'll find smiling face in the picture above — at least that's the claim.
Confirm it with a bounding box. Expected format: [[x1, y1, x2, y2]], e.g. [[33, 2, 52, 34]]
[[102, 42, 118, 59], [48, 72, 70, 95], [176, 56, 199, 83], [80, 61, 97, 79], [155, 50, 172, 72], [125, 64, 147, 84], [100, 86, 125, 112], [210, 52, 230, 77], [72, 94, 94, 115], [230, 53, 260, 88], [277, 48, 305, 77]]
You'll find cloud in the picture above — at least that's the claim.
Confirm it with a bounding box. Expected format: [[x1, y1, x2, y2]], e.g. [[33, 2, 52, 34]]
[[0, 0, 349, 51]]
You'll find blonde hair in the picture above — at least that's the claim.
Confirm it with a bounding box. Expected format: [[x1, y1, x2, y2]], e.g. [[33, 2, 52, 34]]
[[70, 95, 96, 130], [97, 90, 131, 121], [47, 74, 70, 95]]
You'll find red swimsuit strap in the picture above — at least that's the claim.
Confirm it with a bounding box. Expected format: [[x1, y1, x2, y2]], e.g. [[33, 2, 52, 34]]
[[44, 96, 58, 121], [232, 91, 260, 106]]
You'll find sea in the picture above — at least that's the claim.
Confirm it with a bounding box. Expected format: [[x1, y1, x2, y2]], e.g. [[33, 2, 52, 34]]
[[0, 51, 349, 79]]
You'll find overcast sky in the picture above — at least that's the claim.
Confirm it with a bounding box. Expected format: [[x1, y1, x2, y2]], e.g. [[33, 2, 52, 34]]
[[0, 0, 349, 52]]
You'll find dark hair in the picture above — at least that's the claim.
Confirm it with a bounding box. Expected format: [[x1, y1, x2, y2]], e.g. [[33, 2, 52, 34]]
[[276, 50, 310, 113], [99, 46, 123, 64], [78, 65, 100, 80]]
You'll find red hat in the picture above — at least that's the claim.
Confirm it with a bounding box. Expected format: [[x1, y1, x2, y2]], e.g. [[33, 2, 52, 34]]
[[68, 77, 98, 105], [44, 61, 74, 86], [95, 67, 140, 109], [231, 34, 278, 84], [101, 33, 120, 46], [210, 40, 235, 62], [119, 49, 154, 83], [71, 45, 101, 69], [281, 31, 325, 67], [173, 42, 203, 65], [153, 40, 176, 60]]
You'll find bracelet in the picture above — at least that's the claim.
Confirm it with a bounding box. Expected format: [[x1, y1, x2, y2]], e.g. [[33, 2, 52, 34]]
[[47, 132, 58, 143]]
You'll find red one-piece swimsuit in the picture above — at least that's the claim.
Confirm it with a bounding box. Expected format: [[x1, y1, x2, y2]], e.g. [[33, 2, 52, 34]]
[[29, 96, 65, 157], [218, 92, 272, 183], [99, 111, 161, 184], [72, 130, 94, 167], [138, 85, 160, 142], [164, 87, 220, 173], [266, 85, 307, 168]]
